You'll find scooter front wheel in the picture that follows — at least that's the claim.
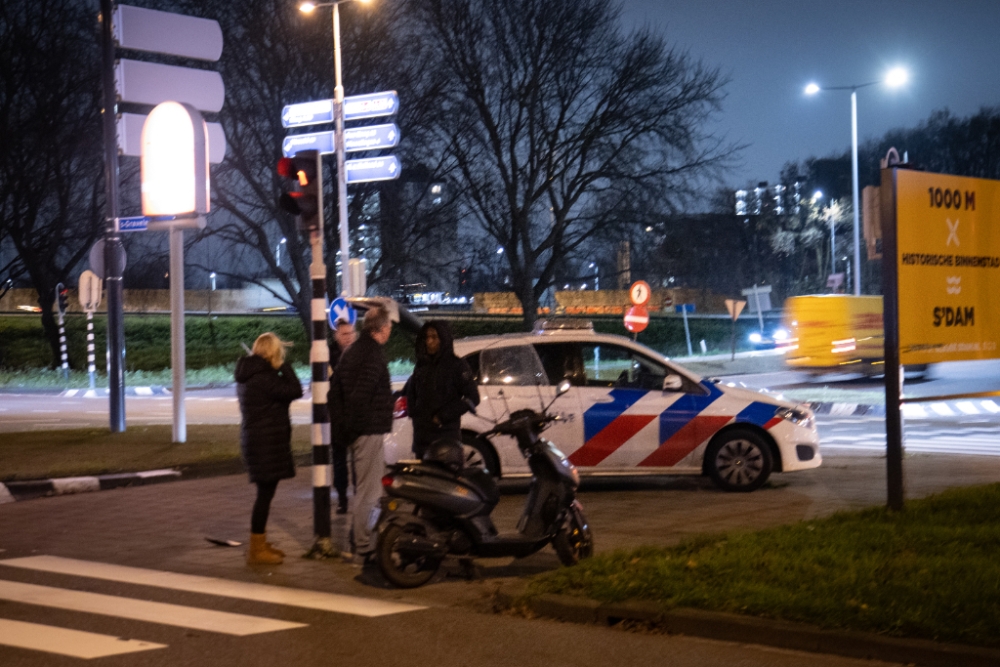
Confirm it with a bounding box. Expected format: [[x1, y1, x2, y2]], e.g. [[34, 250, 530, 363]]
[[553, 501, 593, 566], [376, 522, 441, 588]]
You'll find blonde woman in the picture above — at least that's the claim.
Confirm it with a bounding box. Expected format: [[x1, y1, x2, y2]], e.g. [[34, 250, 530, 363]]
[[235, 332, 303, 564]]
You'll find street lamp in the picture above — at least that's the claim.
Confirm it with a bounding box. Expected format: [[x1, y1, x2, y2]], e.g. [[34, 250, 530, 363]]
[[805, 67, 908, 296], [299, 0, 372, 297]]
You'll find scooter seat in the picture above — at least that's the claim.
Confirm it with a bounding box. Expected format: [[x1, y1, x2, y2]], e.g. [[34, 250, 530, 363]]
[[459, 468, 500, 506]]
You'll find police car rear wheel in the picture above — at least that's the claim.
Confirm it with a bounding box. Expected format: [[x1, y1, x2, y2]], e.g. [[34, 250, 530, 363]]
[[705, 428, 773, 492], [461, 433, 500, 479]]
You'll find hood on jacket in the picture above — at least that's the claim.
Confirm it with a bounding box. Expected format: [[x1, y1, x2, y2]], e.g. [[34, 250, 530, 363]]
[[415, 320, 456, 363], [235, 354, 275, 383]]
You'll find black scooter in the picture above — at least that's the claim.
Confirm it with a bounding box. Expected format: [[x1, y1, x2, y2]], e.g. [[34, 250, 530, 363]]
[[374, 380, 593, 588]]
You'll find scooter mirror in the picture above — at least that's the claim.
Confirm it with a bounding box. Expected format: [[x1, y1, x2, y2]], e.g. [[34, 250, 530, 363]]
[[556, 379, 572, 396]]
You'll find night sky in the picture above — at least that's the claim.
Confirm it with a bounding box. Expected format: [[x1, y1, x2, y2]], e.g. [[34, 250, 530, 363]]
[[621, 0, 1000, 189]]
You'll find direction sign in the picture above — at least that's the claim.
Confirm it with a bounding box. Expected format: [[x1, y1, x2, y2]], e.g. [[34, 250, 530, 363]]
[[343, 91, 398, 121], [629, 280, 651, 306], [281, 100, 334, 128], [78, 270, 102, 312], [328, 297, 357, 329], [344, 124, 400, 152], [114, 5, 223, 62], [345, 156, 401, 184], [624, 305, 649, 333], [282, 131, 335, 158], [116, 59, 224, 113]]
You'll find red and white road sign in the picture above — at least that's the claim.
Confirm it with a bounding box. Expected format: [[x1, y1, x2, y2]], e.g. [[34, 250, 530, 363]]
[[624, 305, 649, 333], [629, 280, 651, 306]]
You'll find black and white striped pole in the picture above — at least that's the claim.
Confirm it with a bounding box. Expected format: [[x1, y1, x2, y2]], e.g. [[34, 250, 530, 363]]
[[55, 283, 70, 380], [78, 270, 103, 393], [277, 150, 336, 558]]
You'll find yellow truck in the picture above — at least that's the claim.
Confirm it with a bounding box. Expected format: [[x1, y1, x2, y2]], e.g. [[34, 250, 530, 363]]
[[782, 295, 887, 375]]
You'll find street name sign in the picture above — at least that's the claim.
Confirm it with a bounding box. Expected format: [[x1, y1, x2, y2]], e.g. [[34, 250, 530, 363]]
[[345, 156, 401, 184], [343, 91, 398, 121], [344, 124, 400, 152], [114, 5, 223, 62], [281, 100, 334, 128], [893, 169, 1000, 364], [116, 59, 224, 113], [119, 216, 150, 232]]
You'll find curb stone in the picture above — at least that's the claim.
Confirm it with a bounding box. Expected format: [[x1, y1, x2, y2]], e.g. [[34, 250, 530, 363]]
[[809, 402, 885, 417], [0, 469, 181, 504], [494, 585, 1000, 667]]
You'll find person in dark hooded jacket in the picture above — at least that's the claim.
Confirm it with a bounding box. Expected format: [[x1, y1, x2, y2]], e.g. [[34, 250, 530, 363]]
[[235, 332, 303, 565], [403, 321, 480, 459]]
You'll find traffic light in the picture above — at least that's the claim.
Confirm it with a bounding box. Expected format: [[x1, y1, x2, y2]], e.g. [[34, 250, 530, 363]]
[[277, 150, 321, 234], [56, 283, 69, 317]]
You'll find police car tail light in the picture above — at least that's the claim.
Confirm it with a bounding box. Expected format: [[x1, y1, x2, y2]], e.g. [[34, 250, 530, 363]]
[[393, 396, 408, 419], [775, 406, 815, 430]]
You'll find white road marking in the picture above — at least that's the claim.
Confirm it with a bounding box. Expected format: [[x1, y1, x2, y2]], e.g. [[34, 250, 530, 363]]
[[956, 401, 980, 415], [981, 400, 1000, 414], [0, 618, 165, 659], [931, 402, 956, 416], [1, 556, 425, 617], [0, 580, 306, 636]]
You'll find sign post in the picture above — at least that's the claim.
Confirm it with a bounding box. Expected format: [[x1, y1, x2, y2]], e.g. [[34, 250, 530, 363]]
[[725, 299, 747, 361]]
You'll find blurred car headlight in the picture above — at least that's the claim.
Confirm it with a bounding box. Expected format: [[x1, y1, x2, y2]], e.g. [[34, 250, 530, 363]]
[[748, 332, 763, 344], [775, 406, 815, 430], [772, 328, 789, 342]]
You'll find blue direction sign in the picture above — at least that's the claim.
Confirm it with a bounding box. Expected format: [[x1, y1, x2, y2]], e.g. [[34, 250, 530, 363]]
[[343, 91, 398, 121], [345, 156, 401, 184], [328, 297, 357, 328], [281, 99, 334, 128], [344, 123, 399, 153], [282, 131, 335, 157], [119, 216, 150, 232]]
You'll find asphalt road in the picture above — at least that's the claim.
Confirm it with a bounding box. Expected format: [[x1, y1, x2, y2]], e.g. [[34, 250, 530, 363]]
[[6, 451, 999, 667]]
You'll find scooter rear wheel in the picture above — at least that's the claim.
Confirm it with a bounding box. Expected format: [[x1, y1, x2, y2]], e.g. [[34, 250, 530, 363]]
[[377, 522, 441, 588], [553, 502, 593, 566]]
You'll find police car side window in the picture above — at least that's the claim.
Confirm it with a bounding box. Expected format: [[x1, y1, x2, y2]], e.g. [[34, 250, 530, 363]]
[[463, 352, 481, 382], [533, 342, 585, 386], [580, 344, 635, 387]]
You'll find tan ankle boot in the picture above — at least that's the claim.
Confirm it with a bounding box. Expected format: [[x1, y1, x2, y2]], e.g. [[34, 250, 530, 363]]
[[247, 533, 282, 564], [265, 541, 285, 558]]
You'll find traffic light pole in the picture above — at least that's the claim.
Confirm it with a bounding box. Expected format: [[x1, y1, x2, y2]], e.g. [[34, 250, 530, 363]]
[[99, 0, 126, 432]]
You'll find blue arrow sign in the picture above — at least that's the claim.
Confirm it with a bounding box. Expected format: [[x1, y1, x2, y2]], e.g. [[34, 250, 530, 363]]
[[344, 123, 399, 152], [282, 131, 335, 157], [281, 99, 334, 128], [343, 91, 398, 121], [345, 156, 401, 184], [328, 297, 357, 328], [119, 216, 150, 232]]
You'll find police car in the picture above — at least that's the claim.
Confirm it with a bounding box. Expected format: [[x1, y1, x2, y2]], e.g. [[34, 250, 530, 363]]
[[386, 319, 821, 492]]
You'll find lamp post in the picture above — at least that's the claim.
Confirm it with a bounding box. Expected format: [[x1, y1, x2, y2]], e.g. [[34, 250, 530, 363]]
[[299, 0, 371, 297], [805, 67, 908, 296]]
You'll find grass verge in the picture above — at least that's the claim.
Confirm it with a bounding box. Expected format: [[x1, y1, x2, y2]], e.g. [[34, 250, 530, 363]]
[[525, 484, 1000, 648], [0, 425, 313, 481]]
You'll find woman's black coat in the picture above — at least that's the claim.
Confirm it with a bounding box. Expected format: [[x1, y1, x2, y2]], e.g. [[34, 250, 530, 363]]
[[235, 355, 303, 483]]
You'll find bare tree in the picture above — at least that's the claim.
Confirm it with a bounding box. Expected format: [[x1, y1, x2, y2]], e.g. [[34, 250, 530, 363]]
[[417, 0, 735, 328], [0, 0, 104, 366]]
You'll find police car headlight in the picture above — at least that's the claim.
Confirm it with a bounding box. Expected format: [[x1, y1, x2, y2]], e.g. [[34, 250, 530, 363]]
[[775, 406, 814, 430]]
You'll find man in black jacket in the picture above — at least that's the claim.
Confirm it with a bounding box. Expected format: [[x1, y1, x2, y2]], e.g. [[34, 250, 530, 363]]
[[330, 304, 393, 563]]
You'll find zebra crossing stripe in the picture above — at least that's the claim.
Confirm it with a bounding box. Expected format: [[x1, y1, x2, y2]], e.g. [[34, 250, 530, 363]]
[[0, 580, 306, 636], [0, 556, 425, 617], [0, 618, 165, 658]]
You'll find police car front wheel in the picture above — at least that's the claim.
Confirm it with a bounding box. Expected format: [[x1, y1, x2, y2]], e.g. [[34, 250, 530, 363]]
[[705, 428, 774, 493]]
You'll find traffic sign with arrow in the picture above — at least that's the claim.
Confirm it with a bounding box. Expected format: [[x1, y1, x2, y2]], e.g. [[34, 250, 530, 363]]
[[345, 156, 401, 183], [328, 297, 357, 329]]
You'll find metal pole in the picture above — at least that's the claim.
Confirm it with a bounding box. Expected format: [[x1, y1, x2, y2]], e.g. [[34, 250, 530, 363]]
[[682, 306, 693, 357], [333, 3, 352, 297], [304, 151, 336, 559], [830, 212, 836, 276], [851, 89, 862, 296], [881, 167, 905, 511], [86, 311, 96, 391], [169, 227, 187, 443], [100, 0, 125, 432]]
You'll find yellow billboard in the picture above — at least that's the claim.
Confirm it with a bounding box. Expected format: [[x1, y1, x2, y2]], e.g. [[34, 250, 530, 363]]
[[896, 170, 1000, 364]]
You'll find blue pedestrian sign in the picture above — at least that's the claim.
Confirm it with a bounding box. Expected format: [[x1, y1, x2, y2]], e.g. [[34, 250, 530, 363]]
[[282, 131, 335, 157], [345, 156, 401, 184], [343, 91, 398, 121], [119, 216, 150, 232], [281, 99, 334, 128], [344, 123, 399, 152], [328, 297, 357, 328]]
